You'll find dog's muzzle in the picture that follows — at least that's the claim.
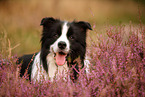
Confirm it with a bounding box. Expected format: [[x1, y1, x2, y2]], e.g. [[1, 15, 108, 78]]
[[53, 41, 69, 66]]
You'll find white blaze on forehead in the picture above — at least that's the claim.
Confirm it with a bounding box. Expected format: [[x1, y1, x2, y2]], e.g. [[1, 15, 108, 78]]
[[62, 21, 69, 35], [50, 21, 70, 53]]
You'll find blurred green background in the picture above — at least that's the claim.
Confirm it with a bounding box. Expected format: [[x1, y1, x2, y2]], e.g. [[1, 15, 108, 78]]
[[0, 0, 145, 57]]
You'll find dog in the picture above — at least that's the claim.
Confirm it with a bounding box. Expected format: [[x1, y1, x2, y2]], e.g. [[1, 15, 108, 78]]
[[17, 17, 92, 82]]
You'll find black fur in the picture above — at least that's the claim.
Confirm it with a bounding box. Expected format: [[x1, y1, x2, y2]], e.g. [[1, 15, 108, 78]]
[[17, 53, 37, 80], [17, 17, 92, 82]]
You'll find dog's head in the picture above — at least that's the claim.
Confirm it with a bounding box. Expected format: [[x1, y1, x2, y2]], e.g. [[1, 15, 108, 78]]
[[40, 17, 92, 66]]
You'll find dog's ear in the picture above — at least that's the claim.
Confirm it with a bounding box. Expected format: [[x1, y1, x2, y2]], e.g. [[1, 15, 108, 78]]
[[40, 17, 57, 27], [76, 21, 92, 31]]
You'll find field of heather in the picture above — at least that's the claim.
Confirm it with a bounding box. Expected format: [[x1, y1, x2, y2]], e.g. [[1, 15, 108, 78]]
[[0, 0, 145, 96]]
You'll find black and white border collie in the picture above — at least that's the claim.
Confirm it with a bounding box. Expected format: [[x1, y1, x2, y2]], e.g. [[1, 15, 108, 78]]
[[17, 17, 92, 82]]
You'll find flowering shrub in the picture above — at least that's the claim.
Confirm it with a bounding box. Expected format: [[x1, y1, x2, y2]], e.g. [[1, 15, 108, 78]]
[[0, 24, 144, 97]]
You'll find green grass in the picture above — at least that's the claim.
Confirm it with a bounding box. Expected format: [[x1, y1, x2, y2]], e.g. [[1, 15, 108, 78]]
[[0, 1, 144, 96], [0, 0, 145, 57]]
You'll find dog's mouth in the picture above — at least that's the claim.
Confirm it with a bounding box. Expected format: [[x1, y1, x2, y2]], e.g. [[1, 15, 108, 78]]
[[54, 52, 67, 66]]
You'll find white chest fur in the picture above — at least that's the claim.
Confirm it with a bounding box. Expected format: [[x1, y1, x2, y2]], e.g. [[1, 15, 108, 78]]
[[31, 52, 69, 82], [46, 53, 69, 81]]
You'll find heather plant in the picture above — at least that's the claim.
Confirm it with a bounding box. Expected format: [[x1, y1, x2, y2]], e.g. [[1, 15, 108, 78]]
[[87, 24, 145, 96], [0, 24, 145, 97]]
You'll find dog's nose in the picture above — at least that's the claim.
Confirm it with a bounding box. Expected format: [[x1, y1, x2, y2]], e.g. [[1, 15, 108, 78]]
[[58, 41, 66, 50]]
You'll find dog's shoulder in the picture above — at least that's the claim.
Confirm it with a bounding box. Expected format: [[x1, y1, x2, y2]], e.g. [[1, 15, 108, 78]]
[[16, 53, 37, 78], [17, 54, 34, 63]]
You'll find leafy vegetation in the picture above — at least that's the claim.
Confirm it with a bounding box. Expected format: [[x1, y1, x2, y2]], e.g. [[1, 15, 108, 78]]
[[0, 0, 145, 96], [1, 23, 144, 96]]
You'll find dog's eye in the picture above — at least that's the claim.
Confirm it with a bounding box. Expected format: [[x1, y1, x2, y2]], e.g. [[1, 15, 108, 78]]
[[69, 36, 74, 40], [53, 34, 59, 38]]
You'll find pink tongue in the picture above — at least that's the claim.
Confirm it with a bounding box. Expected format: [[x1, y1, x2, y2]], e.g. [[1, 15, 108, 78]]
[[55, 53, 67, 66]]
